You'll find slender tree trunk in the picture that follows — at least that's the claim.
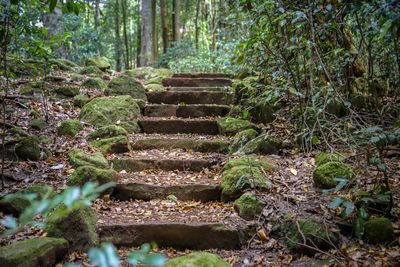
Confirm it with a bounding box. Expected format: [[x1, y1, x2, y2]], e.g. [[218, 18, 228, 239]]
[[160, 0, 170, 53], [115, 0, 122, 71], [136, 0, 141, 67], [121, 0, 130, 69], [140, 0, 155, 66], [94, 0, 100, 29], [195, 0, 200, 50], [152, 0, 158, 63], [172, 0, 181, 43]]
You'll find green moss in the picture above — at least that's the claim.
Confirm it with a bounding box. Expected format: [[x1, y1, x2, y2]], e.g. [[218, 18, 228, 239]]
[[44, 75, 66, 82], [394, 117, 400, 128], [222, 157, 276, 172], [11, 126, 28, 137], [73, 94, 90, 108], [364, 217, 394, 244], [230, 129, 259, 154], [4, 58, 43, 77], [164, 252, 230, 267], [15, 136, 42, 161], [50, 58, 78, 71], [144, 76, 163, 84], [0, 237, 68, 267], [227, 105, 243, 118], [251, 101, 275, 123], [80, 96, 141, 130], [30, 119, 48, 131], [105, 75, 147, 100], [82, 77, 107, 90], [57, 119, 83, 137], [87, 125, 128, 140], [313, 161, 354, 189], [239, 133, 282, 155], [67, 166, 116, 188], [68, 149, 108, 168], [217, 117, 255, 135], [0, 185, 54, 215], [124, 67, 173, 80], [145, 83, 166, 91], [90, 135, 130, 154], [69, 73, 85, 82], [80, 66, 103, 76], [45, 205, 98, 252], [315, 152, 346, 166], [54, 86, 80, 97], [234, 192, 264, 220], [85, 56, 111, 71]]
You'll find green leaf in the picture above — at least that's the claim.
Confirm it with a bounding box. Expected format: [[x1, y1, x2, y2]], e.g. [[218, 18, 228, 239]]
[[380, 19, 392, 38], [0, 215, 17, 229], [354, 217, 365, 238], [141, 254, 167, 266], [49, 0, 57, 12], [328, 197, 344, 209], [342, 200, 355, 218]]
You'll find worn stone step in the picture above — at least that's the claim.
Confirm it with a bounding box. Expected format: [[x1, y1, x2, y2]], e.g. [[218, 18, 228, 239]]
[[144, 104, 230, 118], [146, 91, 234, 105], [173, 73, 233, 79], [96, 199, 253, 249], [162, 78, 232, 87], [138, 118, 220, 135], [167, 87, 228, 92]]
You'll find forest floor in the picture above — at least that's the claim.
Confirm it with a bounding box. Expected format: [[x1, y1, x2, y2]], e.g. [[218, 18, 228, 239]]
[[0, 67, 399, 267]]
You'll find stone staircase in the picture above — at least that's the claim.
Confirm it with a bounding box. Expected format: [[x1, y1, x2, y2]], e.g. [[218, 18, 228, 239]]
[[96, 74, 253, 250]]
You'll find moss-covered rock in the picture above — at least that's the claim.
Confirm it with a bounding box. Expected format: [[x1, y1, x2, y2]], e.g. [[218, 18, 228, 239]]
[[45, 205, 98, 252], [30, 119, 48, 131], [57, 119, 83, 137], [164, 252, 230, 267], [80, 96, 141, 131], [124, 67, 173, 80], [44, 75, 66, 83], [315, 152, 346, 166], [5, 58, 43, 77], [364, 217, 394, 244], [222, 156, 276, 172], [217, 117, 255, 135], [54, 86, 80, 97], [313, 161, 354, 189], [50, 58, 78, 71], [87, 125, 128, 140], [251, 101, 275, 123], [85, 56, 111, 71], [221, 157, 274, 200], [105, 75, 147, 101], [82, 77, 107, 90], [0, 237, 68, 267], [230, 129, 259, 154], [15, 136, 42, 161], [145, 83, 166, 91], [282, 217, 339, 254], [234, 192, 264, 220], [73, 94, 90, 108], [68, 149, 108, 168], [239, 134, 282, 155], [69, 73, 85, 82], [80, 66, 103, 76], [90, 135, 130, 154], [0, 185, 54, 215], [67, 166, 116, 192]]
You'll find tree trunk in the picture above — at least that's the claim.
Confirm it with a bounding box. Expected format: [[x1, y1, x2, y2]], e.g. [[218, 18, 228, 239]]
[[140, 0, 155, 66], [160, 0, 170, 53], [94, 0, 100, 29], [115, 0, 122, 71], [121, 0, 130, 69], [172, 0, 181, 43], [43, 7, 65, 56], [195, 0, 200, 50], [136, 0, 141, 67], [152, 0, 158, 63]]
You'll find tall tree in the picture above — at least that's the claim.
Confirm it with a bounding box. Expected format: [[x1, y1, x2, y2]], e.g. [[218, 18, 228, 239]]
[[160, 0, 169, 53], [114, 0, 122, 71], [172, 0, 180, 43], [121, 0, 130, 69], [136, 0, 141, 67], [94, 0, 100, 29], [140, 0, 155, 66], [194, 0, 201, 50]]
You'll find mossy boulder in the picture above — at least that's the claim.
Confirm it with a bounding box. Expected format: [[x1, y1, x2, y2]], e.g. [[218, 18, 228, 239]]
[[57, 119, 83, 137], [67, 166, 116, 193], [105, 75, 147, 101], [364, 217, 394, 244], [282, 217, 339, 254], [251, 101, 275, 123], [315, 152, 346, 166], [87, 125, 128, 140], [80, 66, 103, 76], [221, 158, 273, 200], [230, 129, 259, 154], [5, 58, 43, 77], [15, 136, 43, 161], [80, 96, 141, 131], [44, 75, 66, 82], [164, 252, 230, 267], [73, 94, 90, 108], [45, 205, 98, 252], [217, 117, 255, 135], [50, 57, 78, 71], [90, 135, 130, 154], [69, 73, 85, 82], [0, 185, 54, 215], [54, 86, 80, 97], [0, 237, 68, 267], [313, 161, 354, 189], [239, 134, 282, 155], [82, 77, 107, 90], [68, 149, 108, 168], [234, 192, 264, 220], [85, 56, 111, 71], [124, 67, 173, 80], [222, 156, 277, 172], [30, 119, 48, 131]]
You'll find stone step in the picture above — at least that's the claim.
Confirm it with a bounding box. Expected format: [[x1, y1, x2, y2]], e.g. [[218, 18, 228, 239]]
[[96, 199, 253, 249], [173, 73, 233, 79], [138, 118, 220, 135], [162, 78, 232, 88], [144, 104, 230, 118], [146, 91, 234, 105], [130, 134, 230, 153], [167, 87, 228, 92], [113, 170, 221, 201]]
